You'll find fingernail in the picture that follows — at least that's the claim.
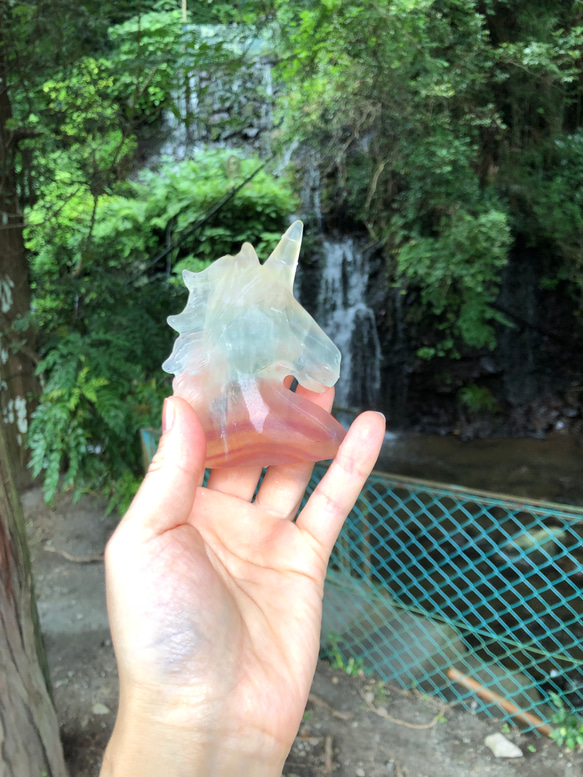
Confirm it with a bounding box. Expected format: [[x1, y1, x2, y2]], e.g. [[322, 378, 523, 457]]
[[162, 397, 175, 433], [373, 411, 386, 423]]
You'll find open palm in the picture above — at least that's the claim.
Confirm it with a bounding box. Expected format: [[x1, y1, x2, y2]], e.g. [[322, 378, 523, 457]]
[[103, 391, 385, 775]]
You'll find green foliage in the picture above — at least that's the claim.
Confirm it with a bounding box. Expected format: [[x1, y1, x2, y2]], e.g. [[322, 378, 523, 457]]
[[549, 693, 583, 750], [9, 0, 583, 505], [2, 1, 297, 509], [397, 207, 511, 352], [324, 632, 365, 676], [529, 132, 583, 301], [15, 55, 136, 224], [106, 10, 183, 122], [136, 151, 297, 267], [27, 148, 295, 309], [458, 384, 500, 415], [28, 304, 171, 507], [273, 0, 583, 353], [39, 57, 118, 139]]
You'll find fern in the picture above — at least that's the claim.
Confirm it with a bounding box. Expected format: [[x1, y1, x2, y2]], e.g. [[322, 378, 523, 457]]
[[28, 306, 170, 506]]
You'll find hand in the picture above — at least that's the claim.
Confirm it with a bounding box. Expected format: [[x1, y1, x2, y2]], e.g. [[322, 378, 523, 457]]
[[101, 389, 385, 777]]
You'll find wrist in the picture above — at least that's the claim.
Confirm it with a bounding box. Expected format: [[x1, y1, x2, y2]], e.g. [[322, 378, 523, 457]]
[[100, 691, 287, 777], [101, 728, 285, 777]]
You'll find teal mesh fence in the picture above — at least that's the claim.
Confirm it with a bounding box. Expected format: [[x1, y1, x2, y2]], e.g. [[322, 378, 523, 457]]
[[140, 429, 583, 735], [309, 466, 583, 736]]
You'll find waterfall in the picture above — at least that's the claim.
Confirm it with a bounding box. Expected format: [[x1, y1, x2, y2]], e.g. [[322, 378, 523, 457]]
[[302, 152, 323, 233], [314, 238, 382, 410], [158, 73, 202, 161]]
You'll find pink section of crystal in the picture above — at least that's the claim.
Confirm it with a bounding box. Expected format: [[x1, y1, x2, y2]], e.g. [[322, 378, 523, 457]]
[[173, 372, 346, 467]]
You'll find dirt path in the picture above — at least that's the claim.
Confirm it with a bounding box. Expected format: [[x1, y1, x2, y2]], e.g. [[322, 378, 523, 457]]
[[22, 487, 583, 777]]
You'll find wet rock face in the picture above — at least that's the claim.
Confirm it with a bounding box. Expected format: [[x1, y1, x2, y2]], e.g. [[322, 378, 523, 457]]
[[372, 240, 583, 437], [159, 54, 277, 160], [496, 247, 543, 406], [300, 231, 583, 437], [195, 57, 276, 149], [406, 380, 583, 441], [297, 230, 583, 438], [349, 307, 383, 408], [493, 245, 581, 409]]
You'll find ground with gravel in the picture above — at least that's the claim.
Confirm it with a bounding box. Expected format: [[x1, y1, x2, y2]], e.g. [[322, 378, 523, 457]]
[[22, 486, 583, 777]]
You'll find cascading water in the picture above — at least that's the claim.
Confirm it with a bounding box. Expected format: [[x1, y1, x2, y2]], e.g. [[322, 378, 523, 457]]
[[314, 238, 382, 410], [159, 73, 201, 160]]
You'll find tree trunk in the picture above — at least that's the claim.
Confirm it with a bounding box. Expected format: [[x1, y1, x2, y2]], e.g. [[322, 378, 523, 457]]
[[0, 418, 68, 776], [0, 11, 39, 489]]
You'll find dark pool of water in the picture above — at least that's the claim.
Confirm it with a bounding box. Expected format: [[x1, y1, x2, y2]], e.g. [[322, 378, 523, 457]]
[[376, 430, 583, 507]]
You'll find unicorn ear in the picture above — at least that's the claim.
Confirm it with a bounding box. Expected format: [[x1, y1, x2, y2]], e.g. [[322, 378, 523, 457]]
[[238, 241, 259, 265], [264, 220, 303, 288]]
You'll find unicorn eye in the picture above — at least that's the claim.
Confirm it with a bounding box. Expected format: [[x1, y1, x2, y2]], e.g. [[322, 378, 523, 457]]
[[162, 222, 345, 468]]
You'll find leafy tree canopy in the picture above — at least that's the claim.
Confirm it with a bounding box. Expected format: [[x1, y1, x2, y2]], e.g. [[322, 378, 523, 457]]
[[272, 0, 583, 353], [4, 0, 583, 504]]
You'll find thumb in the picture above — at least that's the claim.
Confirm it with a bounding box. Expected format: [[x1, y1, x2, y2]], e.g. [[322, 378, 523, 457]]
[[121, 396, 207, 539]]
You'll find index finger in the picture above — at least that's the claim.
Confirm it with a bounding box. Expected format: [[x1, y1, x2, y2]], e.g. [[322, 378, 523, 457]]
[[119, 396, 207, 540], [295, 411, 385, 560]]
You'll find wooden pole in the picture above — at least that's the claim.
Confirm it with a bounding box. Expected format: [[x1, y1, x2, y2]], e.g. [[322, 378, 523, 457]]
[[447, 667, 552, 736]]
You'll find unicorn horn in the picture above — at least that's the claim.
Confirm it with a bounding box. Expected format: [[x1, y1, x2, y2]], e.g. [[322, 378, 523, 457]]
[[264, 220, 303, 288]]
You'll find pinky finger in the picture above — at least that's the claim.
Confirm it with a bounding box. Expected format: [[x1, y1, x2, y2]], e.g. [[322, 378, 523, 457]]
[[296, 411, 385, 561]]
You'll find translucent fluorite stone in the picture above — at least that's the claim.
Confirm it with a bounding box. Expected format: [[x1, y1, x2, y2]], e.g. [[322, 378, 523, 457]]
[[162, 221, 346, 467]]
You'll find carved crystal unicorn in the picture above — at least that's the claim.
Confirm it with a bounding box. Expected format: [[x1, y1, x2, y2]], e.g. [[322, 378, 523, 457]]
[[162, 221, 346, 467]]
